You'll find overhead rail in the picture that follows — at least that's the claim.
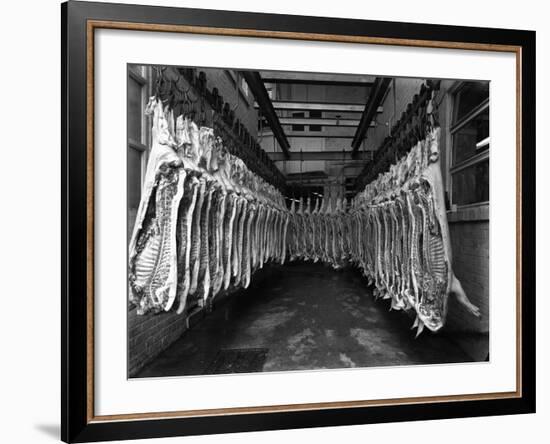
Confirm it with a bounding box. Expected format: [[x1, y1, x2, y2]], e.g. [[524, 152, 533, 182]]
[[240, 71, 291, 159], [159, 67, 288, 190], [351, 77, 393, 158]]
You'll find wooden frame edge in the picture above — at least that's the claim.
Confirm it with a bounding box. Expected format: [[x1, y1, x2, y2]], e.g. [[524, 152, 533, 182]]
[[88, 19, 521, 52], [90, 391, 520, 423]]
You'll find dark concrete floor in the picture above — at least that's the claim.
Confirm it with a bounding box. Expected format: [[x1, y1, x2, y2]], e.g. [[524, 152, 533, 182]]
[[135, 262, 483, 378]]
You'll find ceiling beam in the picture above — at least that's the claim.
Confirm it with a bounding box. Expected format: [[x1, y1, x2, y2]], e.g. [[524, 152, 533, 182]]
[[259, 71, 375, 84], [279, 117, 360, 127], [262, 78, 373, 88], [260, 126, 373, 139], [286, 172, 359, 183], [351, 77, 392, 158], [240, 71, 291, 159], [268, 151, 373, 161], [260, 101, 383, 113], [260, 131, 355, 139]]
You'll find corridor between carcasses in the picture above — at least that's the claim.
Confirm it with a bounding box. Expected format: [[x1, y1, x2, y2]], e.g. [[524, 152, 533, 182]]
[[135, 262, 479, 378]]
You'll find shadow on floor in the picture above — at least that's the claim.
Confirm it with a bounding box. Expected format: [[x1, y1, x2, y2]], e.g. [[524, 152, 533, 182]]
[[135, 262, 488, 378], [34, 424, 59, 440]]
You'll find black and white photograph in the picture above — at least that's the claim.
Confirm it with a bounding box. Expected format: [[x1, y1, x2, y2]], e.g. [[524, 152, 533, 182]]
[[127, 65, 489, 378]]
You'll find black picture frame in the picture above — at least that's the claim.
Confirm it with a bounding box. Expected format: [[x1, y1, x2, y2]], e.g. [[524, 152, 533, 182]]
[[61, 1, 536, 442]]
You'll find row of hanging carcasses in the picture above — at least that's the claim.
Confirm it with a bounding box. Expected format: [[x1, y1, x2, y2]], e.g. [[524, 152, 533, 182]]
[[128, 98, 290, 316], [285, 128, 470, 334], [286, 196, 353, 269], [128, 99, 471, 334]]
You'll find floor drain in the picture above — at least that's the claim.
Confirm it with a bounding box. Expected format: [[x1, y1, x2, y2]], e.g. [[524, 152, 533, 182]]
[[204, 348, 269, 375]]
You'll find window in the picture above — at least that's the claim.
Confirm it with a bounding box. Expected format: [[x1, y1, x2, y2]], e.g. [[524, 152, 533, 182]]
[[291, 112, 305, 131], [309, 110, 322, 132], [450, 81, 489, 207], [128, 67, 150, 240]]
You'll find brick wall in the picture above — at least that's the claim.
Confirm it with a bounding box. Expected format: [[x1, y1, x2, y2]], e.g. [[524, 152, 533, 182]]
[[446, 221, 490, 333], [445, 220, 489, 361], [128, 306, 188, 377]]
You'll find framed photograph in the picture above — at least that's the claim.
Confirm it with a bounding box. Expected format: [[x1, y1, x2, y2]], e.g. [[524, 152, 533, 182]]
[[62, 1, 535, 442]]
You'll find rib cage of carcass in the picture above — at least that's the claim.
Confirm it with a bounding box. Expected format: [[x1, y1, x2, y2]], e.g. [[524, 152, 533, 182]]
[[286, 128, 479, 335], [128, 98, 290, 315]]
